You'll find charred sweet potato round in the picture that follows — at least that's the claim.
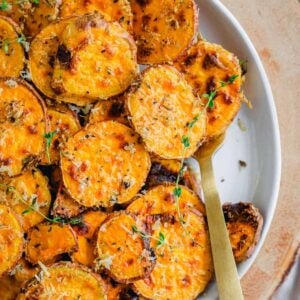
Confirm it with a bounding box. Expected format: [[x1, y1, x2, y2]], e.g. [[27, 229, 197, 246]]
[[175, 40, 243, 141], [51, 13, 138, 100], [0, 204, 24, 276], [0, 169, 51, 232], [61, 121, 151, 207], [96, 212, 155, 283], [60, 0, 133, 32], [131, 0, 198, 64], [133, 210, 213, 300], [0, 16, 25, 77], [126, 65, 206, 159], [17, 262, 107, 299], [29, 18, 93, 106], [223, 202, 263, 263], [25, 222, 78, 265], [0, 78, 47, 176], [127, 184, 205, 216], [89, 97, 129, 126], [0, 275, 22, 300]]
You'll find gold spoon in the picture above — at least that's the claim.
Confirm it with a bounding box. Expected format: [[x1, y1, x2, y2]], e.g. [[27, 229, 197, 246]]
[[194, 134, 244, 300]]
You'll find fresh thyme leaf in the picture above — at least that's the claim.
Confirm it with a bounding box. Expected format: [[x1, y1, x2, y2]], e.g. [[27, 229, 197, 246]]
[[31, 0, 40, 4], [2, 39, 10, 54], [173, 186, 182, 198], [43, 130, 57, 163], [156, 232, 166, 248], [188, 115, 200, 129], [22, 208, 32, 215], [0, 0, 10, 11], [228, 74, 239, 84], [181, 136, 190, 148]]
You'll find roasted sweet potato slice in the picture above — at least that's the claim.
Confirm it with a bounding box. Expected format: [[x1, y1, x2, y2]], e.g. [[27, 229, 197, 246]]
[[71, 210, 107, 267], [174, 40, 243, 140], [51, 13, 138, 100], [102, 275, 125, 300], [127, 184, 205, 216], [126, 65, 206, 159], [61, 121, 151, 207], [0, 169, 51, 231], [89, 97, 129, 125], [29, 18, 93, 106], [0, 79, 47, 176], [17, 262, 107, 299], [40, 107, 81, 165], [223, 202, 263, 263], [60, 0, 133, 32], [25, 222, 77, 265], [0, 16, 25, 77], [133, 210, 213, 300], [0, 204, 24, 276], [12, 257, 40, 283], [131, 0, 198, 64], [96, 212, 155, 283], [0, 0, 61, 37], [52, 187, 85, 218], [0, 275, 22, 300]]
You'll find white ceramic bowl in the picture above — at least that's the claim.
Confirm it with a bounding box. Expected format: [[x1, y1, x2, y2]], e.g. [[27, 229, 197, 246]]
[[195, 0, 281, 298]]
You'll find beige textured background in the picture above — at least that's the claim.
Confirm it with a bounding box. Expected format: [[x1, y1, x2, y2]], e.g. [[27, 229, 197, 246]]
[[220, 0, 300, 299]]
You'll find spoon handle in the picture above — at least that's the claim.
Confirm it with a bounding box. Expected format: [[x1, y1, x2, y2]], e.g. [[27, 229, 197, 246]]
[[197, 156, 244, 300]]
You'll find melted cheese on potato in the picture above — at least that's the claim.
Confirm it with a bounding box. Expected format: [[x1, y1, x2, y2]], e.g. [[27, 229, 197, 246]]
[[60, 0, 133, 32], [127, 184, 205, 216], [61, 121, 150, 208], [19, 263, 107, 299], [0, 204, 24, 276], [126, 65, 206, 159], [131, 0, 198, 64], [0, 79, 46, 176], [96, 212, 154, 283], [175, 40, 243, 140], [29, 18, 94, 106], [133, 210, 213, 300], [52, 14, 138, 100], [0, 169, 51, 232], [0, 17, 25, 77]]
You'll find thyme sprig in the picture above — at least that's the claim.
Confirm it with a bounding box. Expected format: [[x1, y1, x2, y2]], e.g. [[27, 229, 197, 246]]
[[0, 184, 82, 225], [0, 0, 11, 11], [173, 75, 239, 227], [43, 130, 57, 163], [131, 225, 169, 248], [0, 34, 29, 54]]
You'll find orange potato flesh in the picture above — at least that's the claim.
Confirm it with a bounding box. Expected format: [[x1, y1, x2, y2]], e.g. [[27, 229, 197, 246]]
[[26, 223, 77, 265], [126, 65, 206, 159], [0, 169, 51, 232], [96, 212, 154, 283], [18, 262, 107, 299], [29, 18, 93, 106], [131, 0, 198, 64], [61, 121, 150, 207], [134, 210, 213, 300], [0, 16, 25, 77], [174, 40, 243, 140], [127, 184, 205, 217], [12, 257, 40, 283], [52, 14, 138, 100], [0, 79, 46, 176], [0, 204, 24, 276], [60, 0, 133, 32]]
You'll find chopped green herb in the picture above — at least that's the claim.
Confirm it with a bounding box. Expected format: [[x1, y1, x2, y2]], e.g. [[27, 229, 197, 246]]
[[43, 130, 57, 163], [156, 232, 166, 248], [181, 136, 190, 148], [0, 0, 10, 11]]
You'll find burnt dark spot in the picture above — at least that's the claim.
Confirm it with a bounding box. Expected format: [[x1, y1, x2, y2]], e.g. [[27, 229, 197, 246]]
[[74, 223, 89, 236], [181, 275, 191, 287], [203, 53, 219, 69], [0, 157, 12, 166], [142, 15, 151, 29], [48, 55, 55, 68], [223, 93, 233, 104], [27, 125, 38, 134], [136, 0, 151, 6], [206, 76, 217, 93], [126, 258, 134, 266], [138, 45, 153, 58], [146, 163, 178, 187], [164, 193, 174, 203], [108, 101, 125, 118], [57, 44, 72, 68], [184, 53, 198, 66]]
